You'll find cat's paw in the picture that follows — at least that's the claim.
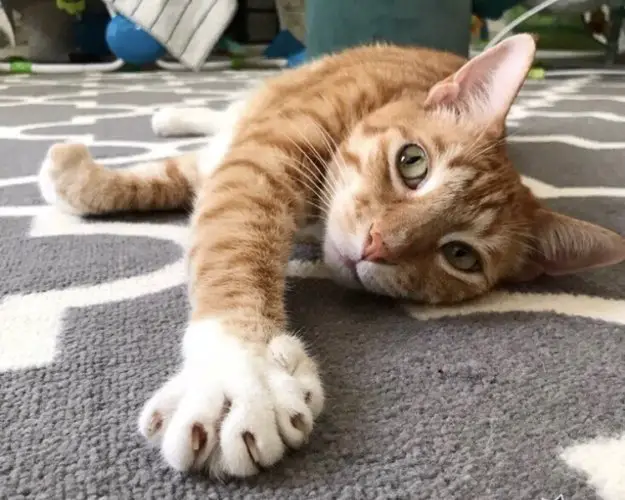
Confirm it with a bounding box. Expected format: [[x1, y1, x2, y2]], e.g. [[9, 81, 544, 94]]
[[138, 320, 324, 477], [152, 107, 222, 137], [151, 108, 188, 137], [38, 143, 94, 215]]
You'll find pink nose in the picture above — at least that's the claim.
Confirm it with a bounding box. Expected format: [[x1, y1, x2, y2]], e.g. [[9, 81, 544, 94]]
[[362, 229, 389, 262]]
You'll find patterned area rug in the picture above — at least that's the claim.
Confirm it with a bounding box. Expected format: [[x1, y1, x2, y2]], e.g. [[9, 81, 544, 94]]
[[1, 70, 624, 500]]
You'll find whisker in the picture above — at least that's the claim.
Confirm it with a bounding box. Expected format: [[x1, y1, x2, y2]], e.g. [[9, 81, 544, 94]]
[[463, 125, 505, 164], [279, 154, 333, 213], [297, 129, 341, 199], [464, 135, 506, 164], [284, 160, 332, 213], [286, 154, 334, 212], [226, 141, 328, 210], [234, 139, 332, 214], [271, 129, 334, 210], [275, 125, 336, 211], [284, 116, 340, 195], [315, 96, 351, 189]]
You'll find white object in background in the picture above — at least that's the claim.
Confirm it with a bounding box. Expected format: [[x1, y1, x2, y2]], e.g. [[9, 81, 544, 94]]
[[107, 0, 238, 70], [0, 6, 15, 47], [275, 0, 306, 43]]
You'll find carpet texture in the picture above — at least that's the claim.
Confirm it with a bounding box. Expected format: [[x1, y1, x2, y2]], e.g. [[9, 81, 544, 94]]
[[1, 70, 624, 500]]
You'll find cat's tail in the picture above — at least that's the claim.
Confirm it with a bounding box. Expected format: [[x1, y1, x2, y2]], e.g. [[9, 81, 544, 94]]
[[38, 143, 199, 216]]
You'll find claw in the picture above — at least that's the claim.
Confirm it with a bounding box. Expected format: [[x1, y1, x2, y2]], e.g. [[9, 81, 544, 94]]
[[290, 413, 306, 434], [147, 412, 163, 436], [191, 423, 208, 452], [139, 331, 324, 477], [243, 431, 262, 467]]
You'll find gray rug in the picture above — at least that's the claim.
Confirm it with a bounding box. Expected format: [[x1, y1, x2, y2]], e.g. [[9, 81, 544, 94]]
[[1, 70, 624, 500]]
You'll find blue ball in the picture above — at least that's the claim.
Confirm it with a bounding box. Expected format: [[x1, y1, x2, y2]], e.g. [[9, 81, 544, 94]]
[[106, 15, 166, 65], [286, 49, 307, 68]]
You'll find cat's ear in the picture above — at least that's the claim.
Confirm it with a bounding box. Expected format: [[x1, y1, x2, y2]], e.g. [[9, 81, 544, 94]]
[[425, 34, 536, 128], [515, 209, 625, 281]]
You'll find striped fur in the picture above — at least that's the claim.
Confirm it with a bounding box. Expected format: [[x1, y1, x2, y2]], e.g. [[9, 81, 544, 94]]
[[41, 39, 625, 310], [38, 37, 625, 476]]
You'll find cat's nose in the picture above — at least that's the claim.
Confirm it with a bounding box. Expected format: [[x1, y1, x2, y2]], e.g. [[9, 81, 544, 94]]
[[362, 228, 389, 262]]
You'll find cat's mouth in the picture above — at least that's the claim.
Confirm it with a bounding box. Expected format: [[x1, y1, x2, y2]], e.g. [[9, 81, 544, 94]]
[[340, 256, 362, 285], [322, 239, 365, 288]]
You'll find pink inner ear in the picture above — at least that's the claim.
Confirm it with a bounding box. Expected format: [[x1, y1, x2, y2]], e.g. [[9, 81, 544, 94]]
[[424, 82, 460, 108], [541, 246, 625, 276], [425, 34, 536, 123], [532, 210, 625, 276]]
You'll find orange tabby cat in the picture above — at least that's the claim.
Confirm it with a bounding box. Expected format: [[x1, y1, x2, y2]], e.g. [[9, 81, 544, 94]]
[[38, 34, 625, 477]]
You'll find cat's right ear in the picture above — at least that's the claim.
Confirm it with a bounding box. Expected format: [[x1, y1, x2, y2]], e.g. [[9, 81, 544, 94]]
[[425, 34, 536, 130]]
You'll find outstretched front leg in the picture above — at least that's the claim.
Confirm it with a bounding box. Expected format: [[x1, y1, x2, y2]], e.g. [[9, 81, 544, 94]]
[[137, 119, 329, 477]]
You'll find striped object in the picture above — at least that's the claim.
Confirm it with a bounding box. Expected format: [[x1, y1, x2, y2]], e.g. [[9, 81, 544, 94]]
[[106, 0, 237, 69]]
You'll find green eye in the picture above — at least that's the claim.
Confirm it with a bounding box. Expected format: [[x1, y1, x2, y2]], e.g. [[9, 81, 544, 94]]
[[396, 144, 428, 189], [441, 242, 482, 273]]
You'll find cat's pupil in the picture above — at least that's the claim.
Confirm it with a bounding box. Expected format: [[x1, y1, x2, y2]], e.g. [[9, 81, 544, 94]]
[[441, 242, 481, 273], [396, 144, 428, 189], [403, 155, 420, 165]]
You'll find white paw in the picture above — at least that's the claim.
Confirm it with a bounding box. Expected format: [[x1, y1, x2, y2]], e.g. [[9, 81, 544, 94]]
[[152, 106, 226, 137], [38, 154, 59, 206], [138, 320, 324, 477], [38, 148, 84, 215], [151, 108, 187, 137]]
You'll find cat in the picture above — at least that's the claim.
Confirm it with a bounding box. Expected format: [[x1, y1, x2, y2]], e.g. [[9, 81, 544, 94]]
[[38, 34, 625, 477]]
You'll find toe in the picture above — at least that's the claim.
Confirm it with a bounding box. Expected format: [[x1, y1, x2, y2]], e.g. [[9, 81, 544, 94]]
[[268, 334, 325, 418], [38, 143, 95, 214], [162, 418, 217, 471], [276, 409, 313, 450], [268, 368, 314, 449], [48, 143, 91, 167], [151, 108, 179, 137], [160, 390, 226, 471], [295, 367, 325, 419], [219, 398, 285, 476], [138, 372, 186, 443], [267, 334, 309, 373]]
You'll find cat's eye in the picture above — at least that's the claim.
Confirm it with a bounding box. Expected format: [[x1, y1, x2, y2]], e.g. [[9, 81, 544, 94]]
[[396, 144, 428, 189], [441, 242, 482, 273]]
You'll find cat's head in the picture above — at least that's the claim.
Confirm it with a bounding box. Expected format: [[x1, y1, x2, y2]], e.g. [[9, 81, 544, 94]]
[[323, 34, 625, 303]]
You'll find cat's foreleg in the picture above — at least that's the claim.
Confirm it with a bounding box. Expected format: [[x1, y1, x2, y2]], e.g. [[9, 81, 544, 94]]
[[137, 143, 325, 477]]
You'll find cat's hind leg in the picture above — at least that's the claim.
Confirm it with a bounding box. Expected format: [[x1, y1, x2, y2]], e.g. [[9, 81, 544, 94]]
[[38, 144, 198, 216], [152, 101, 246, 138], [152, 107, 224, 137]]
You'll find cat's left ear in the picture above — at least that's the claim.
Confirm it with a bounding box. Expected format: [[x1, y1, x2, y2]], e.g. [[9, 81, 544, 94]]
[[425, 34, 536, 129], [514, 209, 625, 281]]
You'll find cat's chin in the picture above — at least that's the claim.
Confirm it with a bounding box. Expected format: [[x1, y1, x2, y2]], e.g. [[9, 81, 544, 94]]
[[324, 245, 406, 297], [322, 240, 364, 289], [325, 261, 405, 298], [355, 263, 401, 297], [324, 258, 363, 290]]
